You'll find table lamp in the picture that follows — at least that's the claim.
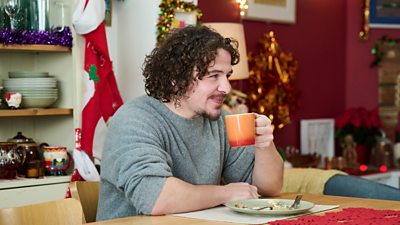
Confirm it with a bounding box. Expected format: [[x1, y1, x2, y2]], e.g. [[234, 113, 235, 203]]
[[203, 22, 249, 80]]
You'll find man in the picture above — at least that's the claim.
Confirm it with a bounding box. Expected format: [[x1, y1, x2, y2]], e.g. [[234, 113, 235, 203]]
[[96, 25, 283, 221]]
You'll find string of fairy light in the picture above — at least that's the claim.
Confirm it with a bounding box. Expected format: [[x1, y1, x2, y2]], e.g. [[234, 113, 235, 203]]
[[236, 0, 248, 17]]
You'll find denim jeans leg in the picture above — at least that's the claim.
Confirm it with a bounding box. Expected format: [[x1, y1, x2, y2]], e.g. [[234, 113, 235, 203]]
[[323, 174, 400, 201]]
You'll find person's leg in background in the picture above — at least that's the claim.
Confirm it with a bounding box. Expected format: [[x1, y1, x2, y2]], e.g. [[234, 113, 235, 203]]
[[324, 174, 400, 201]]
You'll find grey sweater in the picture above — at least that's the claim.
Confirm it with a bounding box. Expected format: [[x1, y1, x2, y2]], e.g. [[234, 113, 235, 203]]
[[96, 95, 255, 221]]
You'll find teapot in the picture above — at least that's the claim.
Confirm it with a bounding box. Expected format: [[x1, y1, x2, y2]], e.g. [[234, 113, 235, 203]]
[[0, 142, 25, 179], [7, 132, 47, 178]]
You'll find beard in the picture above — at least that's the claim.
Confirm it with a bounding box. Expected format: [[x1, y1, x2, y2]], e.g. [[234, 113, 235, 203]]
[[190, 92, 226, 120], [196, 99, 225, 121], [200, 108, 222, 121]]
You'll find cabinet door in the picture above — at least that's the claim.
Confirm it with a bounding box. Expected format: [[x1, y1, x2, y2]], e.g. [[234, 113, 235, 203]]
[[0, 182, 70, 208]]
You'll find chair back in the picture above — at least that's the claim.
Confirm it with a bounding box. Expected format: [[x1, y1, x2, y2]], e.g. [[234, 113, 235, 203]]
[[0, 198, 84, 225], [69, 181, 100, 223]]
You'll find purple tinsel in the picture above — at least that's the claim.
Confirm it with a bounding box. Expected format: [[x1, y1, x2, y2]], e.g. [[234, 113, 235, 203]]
[[0, 26, 73, 48]]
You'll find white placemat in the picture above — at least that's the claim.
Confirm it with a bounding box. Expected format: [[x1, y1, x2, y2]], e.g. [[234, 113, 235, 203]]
[[172, 204, 339, 224]]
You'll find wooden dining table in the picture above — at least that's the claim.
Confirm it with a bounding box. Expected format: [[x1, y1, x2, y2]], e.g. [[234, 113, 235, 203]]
[[88, 193, 400, 225]]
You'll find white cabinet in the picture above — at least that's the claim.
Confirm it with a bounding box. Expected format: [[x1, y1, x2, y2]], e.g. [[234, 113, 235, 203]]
[[0, 0, 83, 207], [0, 176, 71, 208]]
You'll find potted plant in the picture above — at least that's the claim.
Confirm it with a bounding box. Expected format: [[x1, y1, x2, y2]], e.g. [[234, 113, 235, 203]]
[[335, 107, 383, 164]]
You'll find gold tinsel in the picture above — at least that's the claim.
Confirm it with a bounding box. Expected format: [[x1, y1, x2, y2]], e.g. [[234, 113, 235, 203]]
[[247, 31, 298, 129]]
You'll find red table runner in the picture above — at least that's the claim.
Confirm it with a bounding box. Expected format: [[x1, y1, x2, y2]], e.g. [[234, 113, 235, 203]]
[[269, 208, 400, 225]]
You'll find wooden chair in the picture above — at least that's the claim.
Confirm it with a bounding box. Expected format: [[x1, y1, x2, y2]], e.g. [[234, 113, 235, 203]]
[[0, 198, 84, 225], [69, 181, 100, 223]]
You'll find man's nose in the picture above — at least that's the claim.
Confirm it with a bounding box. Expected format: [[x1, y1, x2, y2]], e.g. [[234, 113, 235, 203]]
[[218, 76, 232, 94]]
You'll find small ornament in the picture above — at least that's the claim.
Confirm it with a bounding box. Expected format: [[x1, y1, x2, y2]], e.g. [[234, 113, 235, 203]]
[[340, 134, 359, 169], [5, 92, 22, 109]]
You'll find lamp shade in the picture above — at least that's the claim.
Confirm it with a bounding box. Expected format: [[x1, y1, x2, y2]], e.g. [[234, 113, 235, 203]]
[[204, 22, 249, 80]]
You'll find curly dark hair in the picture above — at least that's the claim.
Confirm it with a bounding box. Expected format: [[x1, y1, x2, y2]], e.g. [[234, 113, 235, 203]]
[[143, 25, 240, 104]]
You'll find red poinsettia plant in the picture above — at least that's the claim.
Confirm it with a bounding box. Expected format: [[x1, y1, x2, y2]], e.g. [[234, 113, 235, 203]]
[[335, 107, 383, 148]]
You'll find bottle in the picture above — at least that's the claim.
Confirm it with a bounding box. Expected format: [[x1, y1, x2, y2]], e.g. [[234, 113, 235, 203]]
[[393, 113, 400, 168]]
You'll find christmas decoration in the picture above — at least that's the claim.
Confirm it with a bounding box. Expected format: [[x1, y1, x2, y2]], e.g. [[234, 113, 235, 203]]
[[371, 35, 400, 67], [73, 0, 124, 160], [246, 31, 298, 129], [0, 27, 72, 48], [157, 0, 202, 42], [66, 0, 123, 196]]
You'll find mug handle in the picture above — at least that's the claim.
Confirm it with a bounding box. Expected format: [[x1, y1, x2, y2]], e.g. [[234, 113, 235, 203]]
[[39, 142, 49, 151], [65, 151, 73, 170]]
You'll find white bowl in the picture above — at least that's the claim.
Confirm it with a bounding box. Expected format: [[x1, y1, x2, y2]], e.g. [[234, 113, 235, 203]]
[[20, 97, 58, 108]]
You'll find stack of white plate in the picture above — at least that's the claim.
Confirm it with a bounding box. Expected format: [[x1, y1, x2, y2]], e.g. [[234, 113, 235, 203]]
[[3, 72, 58, 108]]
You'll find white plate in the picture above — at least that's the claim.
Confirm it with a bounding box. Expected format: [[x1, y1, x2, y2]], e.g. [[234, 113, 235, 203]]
[[224, 198, 314, 216], [8, 71, 49, 78]]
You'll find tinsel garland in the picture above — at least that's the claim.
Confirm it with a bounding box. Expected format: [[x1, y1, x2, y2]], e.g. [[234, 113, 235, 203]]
[[246, 31, 298, 129], [371, 35, 400, 67], [157, 0, 202, 42], [0, 27, 73, 48]]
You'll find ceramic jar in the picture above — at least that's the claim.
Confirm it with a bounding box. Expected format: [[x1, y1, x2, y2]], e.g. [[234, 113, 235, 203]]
[[0, 142, 25, 179], [42, 146, 71, 176]]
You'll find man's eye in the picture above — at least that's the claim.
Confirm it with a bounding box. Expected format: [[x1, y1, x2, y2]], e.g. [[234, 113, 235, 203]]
[[207, 73, 219, 78]]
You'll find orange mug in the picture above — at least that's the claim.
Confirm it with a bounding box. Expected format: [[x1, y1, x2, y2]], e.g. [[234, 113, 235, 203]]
[[225, 113, 256, 147], [42, 146, 71, 176]]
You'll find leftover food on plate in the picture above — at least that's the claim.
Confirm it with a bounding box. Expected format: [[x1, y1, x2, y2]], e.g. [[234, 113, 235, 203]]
[[234, 200, 290, 210], [225, 198, 315, 215]]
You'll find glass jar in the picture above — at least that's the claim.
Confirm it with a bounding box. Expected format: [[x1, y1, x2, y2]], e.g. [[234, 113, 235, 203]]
[[28, 0, 49, 31], [25, 160, 41, 178], [370, 133, 394, 168], [49, 0, 67, 32]]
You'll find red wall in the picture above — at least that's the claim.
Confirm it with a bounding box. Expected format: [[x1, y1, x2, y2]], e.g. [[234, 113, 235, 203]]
[[198, 0, 400, 150], [346, 0, 400, 109]]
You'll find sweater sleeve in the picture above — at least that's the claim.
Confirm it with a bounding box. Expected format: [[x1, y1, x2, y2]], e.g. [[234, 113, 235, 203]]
[[100, 104, 173, 215]]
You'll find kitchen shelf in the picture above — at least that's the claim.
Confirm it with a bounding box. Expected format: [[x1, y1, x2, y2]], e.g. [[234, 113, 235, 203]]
[[0, 44, 71, 53], [0, 108, 73, 117]]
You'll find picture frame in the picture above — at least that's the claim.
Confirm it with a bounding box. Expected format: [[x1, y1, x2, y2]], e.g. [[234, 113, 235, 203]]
[[243, 0, 296, 24], [105, 0, 112, 27], [369, 0, 400, 28], [172, 10, 198, 29], [157, 0, 202, 42], [300, 119, 335, 163]]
